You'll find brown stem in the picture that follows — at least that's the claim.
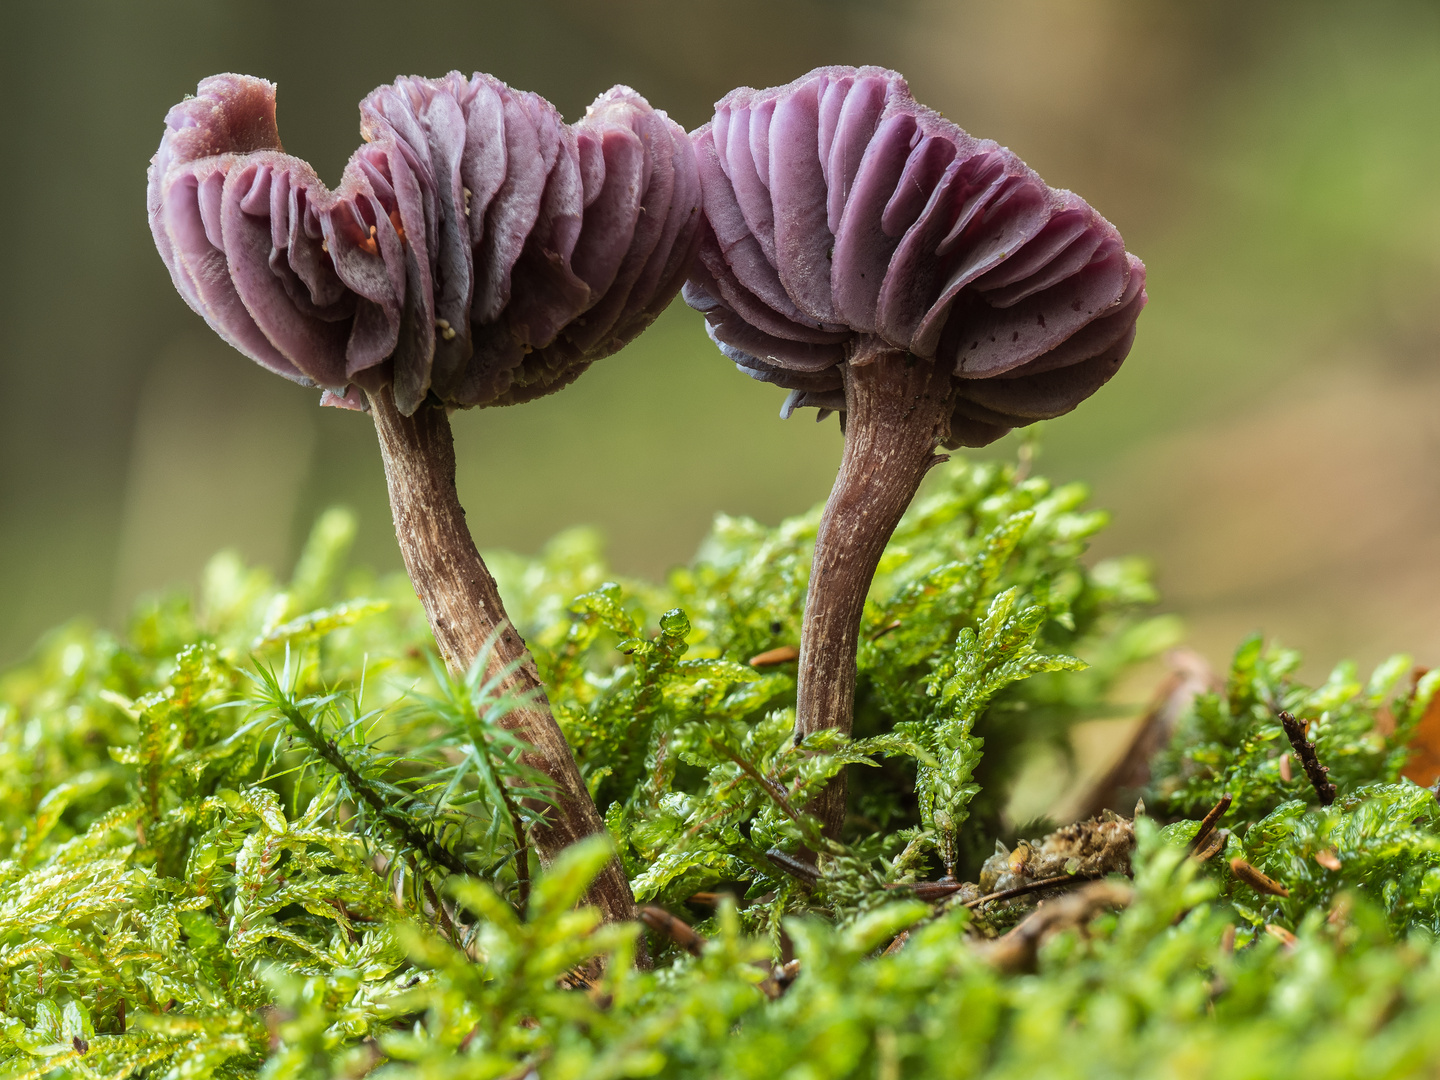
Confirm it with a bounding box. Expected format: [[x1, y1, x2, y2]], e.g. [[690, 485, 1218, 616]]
[[795, 342, 955, 839], [367, 386, 636, 929]]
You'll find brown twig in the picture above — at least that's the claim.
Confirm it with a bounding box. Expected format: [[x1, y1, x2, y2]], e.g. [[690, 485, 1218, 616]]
[[882, 930, 910, 956], [639, 906, 706, 957], [1229, 857, 1291, 899], [749, 645, 800, 667], [1193, 829, 1229, 863], [884, 880, 970, 901], [869, 619, 903, 642], [422, 877, 459, 946], [1187, 794, 1232, 854], [1264, 923, 1297, 948], [764, 847, 822, 886], [758, 960, 801, 1000], [979, 880, 1135, 974], [711, 744, 809, 832], [1278, 711, 1336, 805], [963, 872, 1104, 909], [1220, 924, 1237, 955]]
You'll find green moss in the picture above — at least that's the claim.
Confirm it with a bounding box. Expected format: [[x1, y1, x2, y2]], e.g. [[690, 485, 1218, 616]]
[[1, 452, 1437, 1078]]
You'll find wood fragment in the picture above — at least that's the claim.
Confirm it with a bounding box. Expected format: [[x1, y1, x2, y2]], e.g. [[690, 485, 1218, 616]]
[[558, 964, 598, 991], [640, 906, 706, 957], [979, 880, 1135, 974], [758, 959, 801, 999], [1328, 894, 1353, 928], [749, 645, 800, 667], [882, 930, 910, 956], [1278, 710, 1337, 805], [1193, 828, 1229, 863], [765, 847, 822, 885], [1314, 848, 1342, 871], [1264, 923, 1297, 947], [869, 619, 903, 641], [1229, 857, 1291, 898], [1187, 794, 1232, 854]]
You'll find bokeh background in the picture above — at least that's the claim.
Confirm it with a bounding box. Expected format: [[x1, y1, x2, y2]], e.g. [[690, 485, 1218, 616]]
[[1, 0, 1437, 693]]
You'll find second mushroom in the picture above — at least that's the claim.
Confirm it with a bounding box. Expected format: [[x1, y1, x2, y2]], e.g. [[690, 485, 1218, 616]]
[[683, 65, 1147, 839]]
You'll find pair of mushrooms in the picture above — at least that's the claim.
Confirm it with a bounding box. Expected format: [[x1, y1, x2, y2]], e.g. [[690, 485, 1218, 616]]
[[148, 65, 1146, 924]]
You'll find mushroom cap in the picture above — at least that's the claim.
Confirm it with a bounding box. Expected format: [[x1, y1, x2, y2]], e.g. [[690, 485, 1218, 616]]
[[681, 65, 1146, 448], [149, 73, 702, 414]]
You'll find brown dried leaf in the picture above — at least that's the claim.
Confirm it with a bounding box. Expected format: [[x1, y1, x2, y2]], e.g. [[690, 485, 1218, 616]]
[[1402, 668, 1440, 786]]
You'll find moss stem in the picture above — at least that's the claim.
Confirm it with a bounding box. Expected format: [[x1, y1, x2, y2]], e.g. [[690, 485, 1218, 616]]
[[367, 386, 636, 928], [794, 345, 954, 840]]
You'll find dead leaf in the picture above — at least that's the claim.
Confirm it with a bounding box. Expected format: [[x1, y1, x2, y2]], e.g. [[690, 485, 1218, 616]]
[[1401, 668, 1440, 786]]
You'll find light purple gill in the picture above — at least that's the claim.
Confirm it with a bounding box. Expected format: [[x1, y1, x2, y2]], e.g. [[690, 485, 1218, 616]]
[[149, 73, 702, 414], [681, 65, 1146, 447]]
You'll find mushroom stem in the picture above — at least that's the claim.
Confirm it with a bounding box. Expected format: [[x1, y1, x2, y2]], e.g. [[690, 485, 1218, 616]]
[[367, 385, 636, 926], [795, 345, 955, 839]]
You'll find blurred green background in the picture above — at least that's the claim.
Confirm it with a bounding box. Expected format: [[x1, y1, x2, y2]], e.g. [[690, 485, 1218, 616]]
[[0, 0, 1436, 680]]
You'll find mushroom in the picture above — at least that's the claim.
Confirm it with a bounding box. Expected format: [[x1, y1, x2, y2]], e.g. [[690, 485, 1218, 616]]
[[682, 66, 1146, 838], [148, 72, 702, 922]]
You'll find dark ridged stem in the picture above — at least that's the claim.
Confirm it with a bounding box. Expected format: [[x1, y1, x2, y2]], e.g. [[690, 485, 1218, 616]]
[[794, 343, 955, 840], [367, 386, 637, 929], [1278, 710, 1337, 805]]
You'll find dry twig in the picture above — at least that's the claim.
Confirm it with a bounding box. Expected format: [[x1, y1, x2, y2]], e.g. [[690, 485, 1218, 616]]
[[1230, 857, 1291, 899], [1187, 794, 1232, 854], [749, 645, 800, 668], [758, 960, 801, 1000], [963, 873, 1104, 910], [765, 847, 822, 885], [1264, 923, 1297, 948], [882, 930, 910, 956], [979, 880, 1135, 974], [639, 906, 706, 957], [884, 879, 973, 901], [1193, 829, 1229, 863], [1278, 710, 1337, 805]]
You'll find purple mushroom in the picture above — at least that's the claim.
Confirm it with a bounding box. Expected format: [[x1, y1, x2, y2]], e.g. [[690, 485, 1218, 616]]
[[682, 65, 1146, 839], [149, 72, 703, 924]]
